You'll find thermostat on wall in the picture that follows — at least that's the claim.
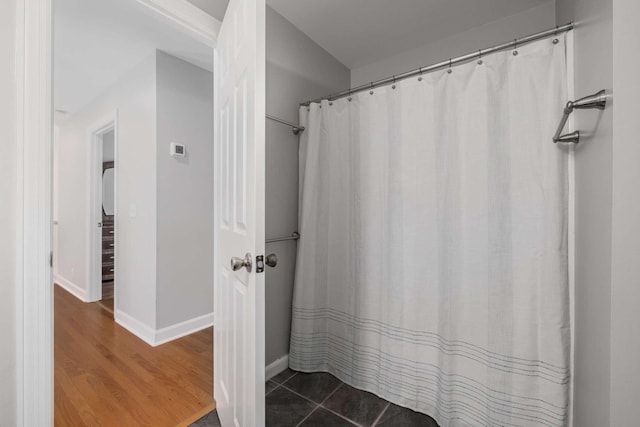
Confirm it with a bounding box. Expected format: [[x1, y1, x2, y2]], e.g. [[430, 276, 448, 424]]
[[170, 142, 186, 158]]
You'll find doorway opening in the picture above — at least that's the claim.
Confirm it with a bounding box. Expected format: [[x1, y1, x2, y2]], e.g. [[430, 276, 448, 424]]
[[52, 0, 217, 424], [91, 122, 116, 312]]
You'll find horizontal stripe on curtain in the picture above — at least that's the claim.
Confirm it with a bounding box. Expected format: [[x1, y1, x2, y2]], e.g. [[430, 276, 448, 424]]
[[290, 35, 571, 427]]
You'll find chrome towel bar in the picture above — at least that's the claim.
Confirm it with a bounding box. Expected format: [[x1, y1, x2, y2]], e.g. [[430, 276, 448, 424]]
[[267, 114, 305, 135], [553, 90, 608, 144]]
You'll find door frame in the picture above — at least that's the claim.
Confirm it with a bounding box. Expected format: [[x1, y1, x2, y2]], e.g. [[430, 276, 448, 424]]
[[87, 117, 116, 302], [16, 0, 220, 425]]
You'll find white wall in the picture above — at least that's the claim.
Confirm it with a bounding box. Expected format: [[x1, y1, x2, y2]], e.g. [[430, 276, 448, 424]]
[[610, 0, 640, 425], [265, 7, 350, 365], [0, 0, 17, 422], [556, 1, 614, 426], [155, 51, 214, 329], [57, 55, 158, 328], [351, 1, 556, 87]]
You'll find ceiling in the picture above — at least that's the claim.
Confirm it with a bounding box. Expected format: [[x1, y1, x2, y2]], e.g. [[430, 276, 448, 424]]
[[56, 0, 552, 118], [55, 0, 213, 120], [186, 0, 228, 21], [267, 0, 552, 69]]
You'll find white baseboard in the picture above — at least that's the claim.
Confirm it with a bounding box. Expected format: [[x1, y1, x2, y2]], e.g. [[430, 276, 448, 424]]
[[54, 275, 87, 302], [266, 354, 289, 381], [154, 312, 214, 346], [114, 309, 156, 346], [115, 309, 214, 347]]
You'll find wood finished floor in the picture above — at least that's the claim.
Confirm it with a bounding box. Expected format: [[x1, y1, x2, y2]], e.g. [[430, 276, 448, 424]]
[[54, 284, 214, 426], [98, 296, 114, 314]]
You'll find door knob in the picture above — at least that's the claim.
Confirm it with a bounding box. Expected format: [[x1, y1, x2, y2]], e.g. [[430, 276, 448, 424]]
[[265, 253, 278, 268], [230, 253, 252, 272]]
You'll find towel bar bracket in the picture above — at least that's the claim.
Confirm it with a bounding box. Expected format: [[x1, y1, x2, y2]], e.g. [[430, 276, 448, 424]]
[[553, 90, 608, 144]]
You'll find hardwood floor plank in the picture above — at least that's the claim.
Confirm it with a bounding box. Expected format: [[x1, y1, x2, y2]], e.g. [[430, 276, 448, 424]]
[[55, 366, 105, 427], [54, 284, 214, 426]]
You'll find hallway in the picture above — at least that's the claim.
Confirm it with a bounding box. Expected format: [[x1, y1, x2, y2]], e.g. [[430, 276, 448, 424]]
[[54, 285, 214, 426]]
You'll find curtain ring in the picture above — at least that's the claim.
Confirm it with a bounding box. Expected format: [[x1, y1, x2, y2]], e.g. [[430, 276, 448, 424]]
[[447, 59, 452, 74], [513, 39, 519, 56], [477, 49, 483, 65], [392, 76, 396, 90], [553, 25, 560, 44], [370, 82, 374, 95], [348, 89, 352, 102], [418, 67, 423, 81]]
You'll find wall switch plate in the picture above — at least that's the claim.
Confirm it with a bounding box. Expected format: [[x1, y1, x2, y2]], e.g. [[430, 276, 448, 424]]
[[170, 142, 186, 158]]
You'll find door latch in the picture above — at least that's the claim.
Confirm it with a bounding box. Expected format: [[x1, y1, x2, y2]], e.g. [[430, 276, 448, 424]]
[[256, 254, 277, 273]]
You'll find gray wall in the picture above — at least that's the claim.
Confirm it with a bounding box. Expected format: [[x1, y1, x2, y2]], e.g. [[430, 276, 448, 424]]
[[0, 0, 17, 422], [186, 0, 227, 21], [265, 6, 350, 365], [351, 1, 556, 87], [556, 1, 614, 426], [103, 130, 115, 162], [610, 0, 640, 425], [156, 51, 214, 329]]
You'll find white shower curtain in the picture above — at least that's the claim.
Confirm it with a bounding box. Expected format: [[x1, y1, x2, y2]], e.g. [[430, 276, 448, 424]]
[[290, 36, 571, 427]]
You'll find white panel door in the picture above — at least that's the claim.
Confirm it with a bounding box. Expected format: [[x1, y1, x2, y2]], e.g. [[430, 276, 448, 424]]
[[213, 0, 266, 425]]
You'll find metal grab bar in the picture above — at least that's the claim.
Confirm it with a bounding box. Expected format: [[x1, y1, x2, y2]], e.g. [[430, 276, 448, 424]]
[[266, 232, 300, 244], [267, 114, 305, 135], [553, 90, 608, 144]]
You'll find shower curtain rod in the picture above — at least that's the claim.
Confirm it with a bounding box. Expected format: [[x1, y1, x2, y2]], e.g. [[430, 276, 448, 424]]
[[301, 22, 574, 106]]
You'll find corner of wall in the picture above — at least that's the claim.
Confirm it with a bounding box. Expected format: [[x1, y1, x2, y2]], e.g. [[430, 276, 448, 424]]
[[266, 355, 290, 381], [153, 312, 214, 346], [610, 1, 640, 424], [0, 0, 18, 422], [53, 276, 88, 302], [556, 0, 613, 426], [115, 309, 156, 346], [154, 51, 214, 332], [115, 309, 213, 347]]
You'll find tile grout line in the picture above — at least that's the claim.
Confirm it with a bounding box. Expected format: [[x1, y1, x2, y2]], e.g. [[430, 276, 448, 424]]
[[370, 402, 390, 427], [294, 405, 321, 427], [316, 405, 361, 426], [279, 383, 321, 407], [276, 371, 298, 385], [316, 383, 363, 426], [270, 374, 322, 427], [319, 381, 345, 406], [265, 383, 279, 397], [282, 380, 358, 426], [278, 381, 321, 427], [265, 371, 295, 397]]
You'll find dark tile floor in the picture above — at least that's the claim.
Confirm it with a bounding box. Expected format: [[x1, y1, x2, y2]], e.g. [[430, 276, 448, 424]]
[[191, 369, 439, 427], [191, 409, 222, 427]]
